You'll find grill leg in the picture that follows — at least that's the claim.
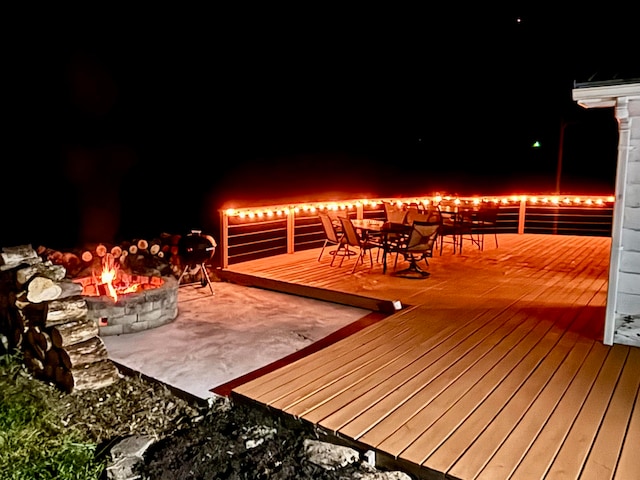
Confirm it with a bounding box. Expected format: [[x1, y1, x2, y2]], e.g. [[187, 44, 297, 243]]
[[177, 265, 190, 285], [200, 263, 215, 295], [178, 264, 214, 296]]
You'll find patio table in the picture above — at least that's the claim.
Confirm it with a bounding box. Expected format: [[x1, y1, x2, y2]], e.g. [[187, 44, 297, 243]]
[[351, 219, 411, 274]]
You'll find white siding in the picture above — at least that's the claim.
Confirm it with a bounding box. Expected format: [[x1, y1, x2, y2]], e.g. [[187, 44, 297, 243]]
[[617, 292, 640, 315], [619, 272, 640, 295], [617, 101, 640, 342], [573, 85, 640, 346], [620, 250, 640, 271], [622, 229, 640, 252]]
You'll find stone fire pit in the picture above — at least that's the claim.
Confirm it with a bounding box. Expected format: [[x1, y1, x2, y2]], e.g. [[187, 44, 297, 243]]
[[81, 275, 179, 336]]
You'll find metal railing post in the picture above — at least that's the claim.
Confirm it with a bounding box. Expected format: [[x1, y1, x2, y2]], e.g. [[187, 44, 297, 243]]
[[518, 198, 526, 235]]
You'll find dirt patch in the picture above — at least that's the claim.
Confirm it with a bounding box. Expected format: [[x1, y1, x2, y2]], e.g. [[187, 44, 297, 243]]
[[47, 368, 384, 479]]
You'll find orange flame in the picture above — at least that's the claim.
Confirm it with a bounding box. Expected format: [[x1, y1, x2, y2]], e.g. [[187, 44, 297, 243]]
[[91, 253, 142, 301], [100, 253, 120, 302]]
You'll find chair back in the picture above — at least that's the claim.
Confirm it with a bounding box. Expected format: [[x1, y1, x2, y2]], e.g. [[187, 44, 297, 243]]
[[384, 202, 408, 224], [456, 206, 476, 226], [338, 217, 362, 247], [318, 213, 341, 244], [405, 221, 439, 255], [424, 204, 443, 224], [405, 210, 429, 225], [477, 202, 499, 225]]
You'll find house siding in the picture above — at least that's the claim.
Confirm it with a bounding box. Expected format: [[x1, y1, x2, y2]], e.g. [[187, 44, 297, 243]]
[[615, 96, 640, 338]]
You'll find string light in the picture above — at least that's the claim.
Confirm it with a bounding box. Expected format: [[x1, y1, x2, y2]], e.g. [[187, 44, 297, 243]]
[[221, 193, 614, 219]]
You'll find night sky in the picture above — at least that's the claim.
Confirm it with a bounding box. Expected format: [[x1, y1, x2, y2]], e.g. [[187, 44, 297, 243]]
[[3, 8, 638, 250]]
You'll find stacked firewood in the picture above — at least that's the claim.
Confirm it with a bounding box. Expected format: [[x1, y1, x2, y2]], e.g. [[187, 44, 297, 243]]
[[37, 233, 182, 279], [0, 245, 120, 393]]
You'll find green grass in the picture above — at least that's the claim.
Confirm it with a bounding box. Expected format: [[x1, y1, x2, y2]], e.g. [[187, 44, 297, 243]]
[[0, 353, 105, 480]]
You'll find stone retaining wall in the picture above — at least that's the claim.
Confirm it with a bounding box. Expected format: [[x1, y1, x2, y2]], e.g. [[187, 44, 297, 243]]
[[86, 276, 179, 336]]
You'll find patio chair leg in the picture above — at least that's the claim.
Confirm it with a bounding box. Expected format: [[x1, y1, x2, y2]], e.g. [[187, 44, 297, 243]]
[[351, 250, 364, 274]]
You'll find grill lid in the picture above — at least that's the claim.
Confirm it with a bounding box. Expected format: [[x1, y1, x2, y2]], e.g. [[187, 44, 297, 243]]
[[178, 230, 216, 266]]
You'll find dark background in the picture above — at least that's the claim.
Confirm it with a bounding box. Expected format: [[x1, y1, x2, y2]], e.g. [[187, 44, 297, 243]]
[[3, 7, 638, 250]]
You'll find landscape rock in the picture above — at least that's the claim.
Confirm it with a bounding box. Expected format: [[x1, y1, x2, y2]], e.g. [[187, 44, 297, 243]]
[[304, 438, 360, 470], [106, 434, 156, 480]]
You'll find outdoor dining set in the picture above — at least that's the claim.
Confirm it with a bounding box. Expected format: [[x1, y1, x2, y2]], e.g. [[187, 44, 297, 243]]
[[317, 200, 500, 278]]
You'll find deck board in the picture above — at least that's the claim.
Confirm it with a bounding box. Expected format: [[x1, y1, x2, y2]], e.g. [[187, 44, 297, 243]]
[[221, 233, 639, 479]]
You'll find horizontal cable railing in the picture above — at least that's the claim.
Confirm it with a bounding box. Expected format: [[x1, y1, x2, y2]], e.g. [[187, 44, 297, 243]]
[[219, 195, 615, 267]]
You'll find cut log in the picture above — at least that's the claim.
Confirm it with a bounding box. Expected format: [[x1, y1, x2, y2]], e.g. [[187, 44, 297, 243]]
[[44, 296, 88, 326], [16, 261, 66, 287], [43, 362, 55, 381], [58, 336, 108, 370], [149, 243, 161, 256], [54, 365, 71, 390], [0, 244, 39, 267], [137, 238, 149, 251], [26, 277, 83, 303], [15, 298, 46, 324], [81, 250, 93, 263], [57, 359, 120, 392], [23, 348, 44, 376], [43, 249, 64, 265], [56, 280, 84, 300], [50, 317, 99, 348], [95, 244, 108, 257], [61, 252, 81, 274], [31, 328, 53, 353], [9, 311, 24, 349], [26, 327, 48, 360], [26, 277, 61, 303], [13, 292, 31, 310], [45, 347, 61, 368]]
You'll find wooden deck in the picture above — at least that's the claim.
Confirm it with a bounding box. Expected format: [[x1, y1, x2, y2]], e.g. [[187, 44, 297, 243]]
[[218, 234, 640, 480]]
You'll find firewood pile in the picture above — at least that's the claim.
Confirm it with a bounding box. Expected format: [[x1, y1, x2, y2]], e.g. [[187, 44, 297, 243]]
[[34, 232, 211, 285], [0, 244, 120, 392], [37, 233, 182, 280]]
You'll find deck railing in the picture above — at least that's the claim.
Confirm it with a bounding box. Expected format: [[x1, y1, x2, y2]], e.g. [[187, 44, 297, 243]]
[[218, 195, 615, 268]]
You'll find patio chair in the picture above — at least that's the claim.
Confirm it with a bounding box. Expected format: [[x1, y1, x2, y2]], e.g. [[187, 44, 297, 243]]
[[475, 202, 500, 250], [337, 216, 382, 273], [456, 205, 481, 253], [381, 201, 410, 260], [437, 204, 460, 254], [383, 201, 408, 224], [423, 203, 442, 224], [390, 220, 439, 278], [317, 213, 347, 263], [405, 209, 429, 226]]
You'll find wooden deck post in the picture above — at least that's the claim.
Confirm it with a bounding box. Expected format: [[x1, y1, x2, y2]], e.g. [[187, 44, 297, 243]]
[[220, 210, 229, 268], [287, 208, 295, 254], [518, 198, 526, 234]]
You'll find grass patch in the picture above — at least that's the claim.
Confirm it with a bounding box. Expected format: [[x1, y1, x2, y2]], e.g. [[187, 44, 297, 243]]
[[0, 353, 105, 480]]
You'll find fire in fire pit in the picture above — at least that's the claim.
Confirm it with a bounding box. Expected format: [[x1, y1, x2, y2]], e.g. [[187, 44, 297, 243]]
[[72, 252, 179, 336], [73, 253, 164, 302]]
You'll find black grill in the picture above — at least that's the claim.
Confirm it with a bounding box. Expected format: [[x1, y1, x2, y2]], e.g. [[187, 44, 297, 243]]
[[179, 231, 216, 267], [177, 230, 216, 295]]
